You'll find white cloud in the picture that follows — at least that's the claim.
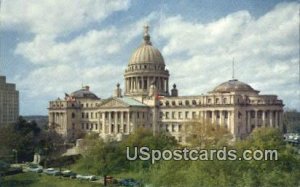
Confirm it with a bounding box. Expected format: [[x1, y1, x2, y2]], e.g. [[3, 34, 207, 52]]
[[155, 2, 299, 109], [7, 1, 300, 114], [1, 0, 130, 35]]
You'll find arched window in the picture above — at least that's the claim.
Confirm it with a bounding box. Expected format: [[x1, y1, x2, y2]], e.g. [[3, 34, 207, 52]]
[[215, 98, 220, 104], [192, 100, 197, 105], [172, 101, 176, 106], [185, 100, 189, 105], [207, 99, 211, 104], [165, 101, 170, 106]]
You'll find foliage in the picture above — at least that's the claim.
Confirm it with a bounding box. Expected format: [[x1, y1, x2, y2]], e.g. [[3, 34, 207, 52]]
[[0, 117, 41, 162], [0, 116, 65, 164], [184, 119, 232, 148], [74, 128, 178, 177], [144, 128, 300, 187]]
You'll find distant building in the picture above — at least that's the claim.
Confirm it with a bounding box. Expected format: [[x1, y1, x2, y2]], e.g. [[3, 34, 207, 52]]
[[0, 75, 19, 126], [48, 26, 284, 143]]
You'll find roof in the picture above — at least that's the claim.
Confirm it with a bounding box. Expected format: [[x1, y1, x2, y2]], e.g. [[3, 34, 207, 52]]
[[70, 86, 99, 100], [212, 79, 259, 93], [115, 97, 147, 107], [129, 25, 165, 65]]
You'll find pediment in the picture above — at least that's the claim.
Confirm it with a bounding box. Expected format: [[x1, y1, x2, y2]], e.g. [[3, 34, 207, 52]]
[[99, 98, 128, 108]]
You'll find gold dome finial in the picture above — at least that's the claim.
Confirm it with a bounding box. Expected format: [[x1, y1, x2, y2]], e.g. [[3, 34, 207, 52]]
[[143, 24, 152, 45]]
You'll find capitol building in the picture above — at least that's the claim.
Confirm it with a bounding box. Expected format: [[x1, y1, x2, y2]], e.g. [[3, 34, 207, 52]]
[[48, 26, 284, 143]]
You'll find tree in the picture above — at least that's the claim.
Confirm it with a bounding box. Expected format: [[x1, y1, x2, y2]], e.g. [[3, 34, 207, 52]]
[[184, 119, 232, 148], [144, 128, 300, 187], [0, 117, 42, 162]]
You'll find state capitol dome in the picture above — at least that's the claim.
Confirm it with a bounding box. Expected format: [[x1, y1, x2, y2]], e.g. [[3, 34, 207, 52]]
[[212, 79, 259, 93], [128, 25, 165, 66]]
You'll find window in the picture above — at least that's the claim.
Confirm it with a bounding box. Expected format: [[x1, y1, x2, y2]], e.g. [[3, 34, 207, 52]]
[[178, 124, 182, 132], [81, 123, 84, 129], [165, 124, 169, 132], [216, 98, 220, 104], [192, 112, 196, 119], [172, 112, 175, 119], [179, 101, 183, 106], [124, 125, 127, 133], [172, 124, 175, 132], [172, 101, 176, 106], [72, 113, 75, 118], [223, 98, 227, 104], [192, 100, 197, 105], [178, 136, 182, 142], [91, 124, 93, 130], [251, 111, 255, 118], [166, 101, 170, 106], [86, 103, 89, 107], [185, 100, 189, 105], [95, 124, 98, 130], [111, 124, 114, 133], [72, 123, 75, 129], [185, 111, 189, 119], [166, 112, 169, 119], [208, 99, 211, 104], [178, 112, 182, 119], [82, 112, 84, 118], [91, 112, 93, 119]]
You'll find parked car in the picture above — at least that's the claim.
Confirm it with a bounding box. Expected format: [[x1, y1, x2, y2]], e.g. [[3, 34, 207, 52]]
[[119, 178, 142, 187], [43, 168, 61, 176], [61, 170, 76, 178], [76, 174, 96, 181], [24, 163, 43, 173]]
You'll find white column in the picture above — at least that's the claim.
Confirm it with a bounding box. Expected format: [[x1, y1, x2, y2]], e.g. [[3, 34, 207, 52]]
[[102, 112, 105, 134], [262, 110, 265, 127], [269, 111, 273, 127], [114, 112, 118, 134], [246, 111, 250, 133], [121, 111, 124, 133], [255, 110, 258, 128], [274, 111, 278, 127], [127, 111, 130, 133], [108, 112, 112, 134]]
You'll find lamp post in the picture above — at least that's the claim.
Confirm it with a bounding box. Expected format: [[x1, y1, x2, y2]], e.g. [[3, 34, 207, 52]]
[[12, 149, 18, 164]]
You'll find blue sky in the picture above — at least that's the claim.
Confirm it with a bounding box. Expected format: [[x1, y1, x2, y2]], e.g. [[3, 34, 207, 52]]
[[0, 0, 299, 115]]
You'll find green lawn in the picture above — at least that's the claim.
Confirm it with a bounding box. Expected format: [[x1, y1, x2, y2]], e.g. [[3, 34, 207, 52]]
[[1, 172, 103, 187]]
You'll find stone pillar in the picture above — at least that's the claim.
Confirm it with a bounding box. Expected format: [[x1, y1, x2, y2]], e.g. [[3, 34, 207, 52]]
[[227, 111, 230, 129], [262, 110, 265, 127], [269, 111, 273, 127], [141, 77, 144, 90], [102, 112, 105, 134], [220, 111, 224, 126], [121, 111, 124, 133], [127, 111, 130, 133], [147, 77, 150, 90], [279, 111, 283, 131], [108, 112, 112, 134], [255, 110, 258, 128], [274, 111, 278, 127], [114, 112, 118, 134], [246, 111, 250, 133]]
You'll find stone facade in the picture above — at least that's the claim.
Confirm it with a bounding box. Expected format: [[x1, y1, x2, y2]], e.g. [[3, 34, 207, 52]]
[[48, 26, 284, 143], [0, 75, 19, 126]]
